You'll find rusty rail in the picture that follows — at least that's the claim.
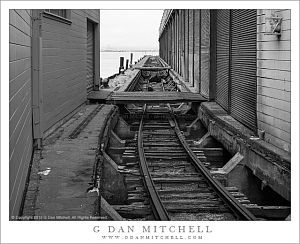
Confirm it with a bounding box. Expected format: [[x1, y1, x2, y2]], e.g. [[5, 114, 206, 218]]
[[137, 114, 170, 221], [169, 112, 256, 220]]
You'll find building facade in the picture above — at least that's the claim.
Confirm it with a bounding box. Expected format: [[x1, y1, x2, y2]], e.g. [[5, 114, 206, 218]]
[[159, 9, 291, 153], [159, 9, 291, 200], [9, 9, 100, 216]]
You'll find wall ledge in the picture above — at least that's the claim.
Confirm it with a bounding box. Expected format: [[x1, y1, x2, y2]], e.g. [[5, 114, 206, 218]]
[[200, 101, 291, 171]]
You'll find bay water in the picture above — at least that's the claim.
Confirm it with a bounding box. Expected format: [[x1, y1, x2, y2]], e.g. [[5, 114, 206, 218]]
[[100, 50, 159, 79]]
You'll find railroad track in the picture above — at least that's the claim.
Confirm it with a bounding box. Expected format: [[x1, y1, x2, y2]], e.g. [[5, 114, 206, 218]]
[[112, 56, 255, 220], [136, 105, 256, 221], [107, 56, 289, 220]]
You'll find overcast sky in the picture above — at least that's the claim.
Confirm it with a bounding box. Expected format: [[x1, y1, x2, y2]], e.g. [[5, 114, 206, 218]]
[[100, 10, 163, 51]]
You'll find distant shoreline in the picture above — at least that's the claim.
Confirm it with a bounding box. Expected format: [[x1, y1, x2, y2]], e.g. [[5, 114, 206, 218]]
[[100, 50, 159, 52]]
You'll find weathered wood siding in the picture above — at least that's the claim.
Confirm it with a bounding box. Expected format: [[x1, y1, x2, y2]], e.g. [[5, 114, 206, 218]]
[[42, 9, 100, 132], [9, 9, 33, 217], [159, 10, 202, 92], [257, 9, 291, 152]]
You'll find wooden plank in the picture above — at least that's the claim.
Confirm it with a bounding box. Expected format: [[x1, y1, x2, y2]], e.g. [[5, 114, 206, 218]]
[[258, 120, 290, 142], [274, 9, 291, 20], [257, 59, 290, 72], [42, 66, 84, 81], [101, 196, 125, 220], [9, 68, 31, 98], [245, 205, 290, 219], [15, 9, 31, 26], [9, 78, 30, 119], [257, 85, 290, 102], [222, 152, 244, 174], [257, 102, 290, 122], [42, 21, 83, 36], [13, 10, 31, 33], [136, 66, 171, 71], [257, 50, 291, 61], [42, 31, 86, 42], [257, 77, 290, 91], [257, 31, 290, 42], [257, 39, 291, 51], [87, 90, 113, 100], [43, 39, 85, 49], [10, 131, 32, 216], [257, 94, 290, 112], [257, 68, 291, 82], [263, 132, 290, 152], [152, 177, 204, 183], [9, 25, 31, 46], [257, 112, 291, 133], [43, 45, 86, 56], [9, 104, 31, 174], [9, 88, 31, 140], [165, 204, 229, 213], [9, 43, 31, 62], [9, 58, 31, 81], [43, 60, 85, 72], [193, 132, 210, 147], [43, 53, 85, 63], [112, 204, 151, 218]]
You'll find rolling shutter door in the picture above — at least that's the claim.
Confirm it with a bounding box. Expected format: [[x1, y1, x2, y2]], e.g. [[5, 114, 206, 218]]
[[216, 10, 230, 111], [188, 10, 194, 86], [193, 10, 201, 92], [231, 10, 257, 130], [200, 9, 210, 98], [184, 10, 189, 81], [87, 21, 94, 91]]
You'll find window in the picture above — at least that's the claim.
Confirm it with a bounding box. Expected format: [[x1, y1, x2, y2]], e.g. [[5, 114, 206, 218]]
[[43, 9, 71, 24], [44, 9, 67, 19]]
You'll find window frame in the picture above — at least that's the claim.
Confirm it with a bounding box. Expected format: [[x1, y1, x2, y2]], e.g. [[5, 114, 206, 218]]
[[43, 9, 72, 25]]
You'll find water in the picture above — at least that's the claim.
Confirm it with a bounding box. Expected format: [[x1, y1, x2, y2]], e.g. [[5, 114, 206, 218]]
[[100, 51, 159, 79]]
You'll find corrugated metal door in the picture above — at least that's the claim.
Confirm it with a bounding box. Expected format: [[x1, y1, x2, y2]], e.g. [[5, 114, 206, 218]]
[[200, 9, 210, 98], [193, 10, 201, 92], [231, 10, 257, 130], [184, 10, 189, 81], [87, 21, 94, 91], [188, 10, 194, 86], [216, 10, 230, 111]]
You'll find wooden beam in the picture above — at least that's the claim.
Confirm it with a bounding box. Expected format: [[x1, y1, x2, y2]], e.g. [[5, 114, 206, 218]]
[[193, 131, 210, 147], [101, 196, 125, 221], [222, 152, 244, 174], [245, 205, 290, 220]]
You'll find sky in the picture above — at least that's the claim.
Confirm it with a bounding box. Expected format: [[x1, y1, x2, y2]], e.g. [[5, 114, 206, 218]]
[[100, 10, 164, 51]]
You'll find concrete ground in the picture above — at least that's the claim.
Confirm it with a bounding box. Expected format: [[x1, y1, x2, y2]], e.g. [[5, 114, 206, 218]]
[[22, 104, 115, 220]]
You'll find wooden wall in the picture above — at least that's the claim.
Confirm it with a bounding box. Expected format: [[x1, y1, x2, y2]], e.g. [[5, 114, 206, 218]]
[[41, 9, 100, 132], [256, 9, 291, 152], [159, 10, 206, 95], [9, 9, 33, 217]]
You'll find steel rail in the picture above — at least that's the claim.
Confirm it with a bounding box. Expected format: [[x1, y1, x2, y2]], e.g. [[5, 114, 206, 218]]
[[137, 113, 170, 221], [168, 113, 256, 220]]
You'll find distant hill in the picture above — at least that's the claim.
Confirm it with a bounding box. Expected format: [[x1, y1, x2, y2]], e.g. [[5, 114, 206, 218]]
[[101, 49, 159, 52]]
